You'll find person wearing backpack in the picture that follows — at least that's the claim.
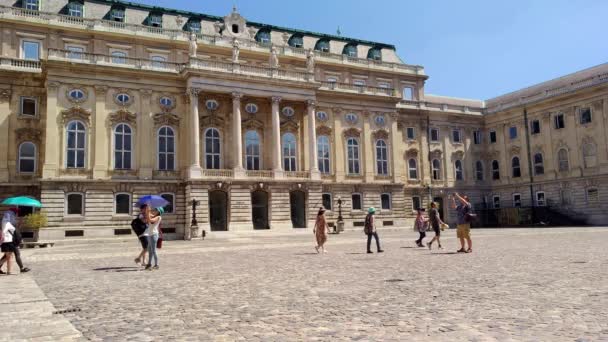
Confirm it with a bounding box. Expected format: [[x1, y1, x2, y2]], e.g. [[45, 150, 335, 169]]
[[364, 207, 383, 254], [451, 192, 473, 253], [0, 208, 30, 274], [0, 208, 18, 275], [133, 204, 149, 267]]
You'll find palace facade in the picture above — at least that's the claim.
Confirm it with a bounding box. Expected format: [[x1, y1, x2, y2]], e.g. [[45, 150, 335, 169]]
[[0, 0, 606, 240]]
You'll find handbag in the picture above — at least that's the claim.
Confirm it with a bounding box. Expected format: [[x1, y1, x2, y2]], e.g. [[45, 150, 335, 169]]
[[156, 227, 163, 249]]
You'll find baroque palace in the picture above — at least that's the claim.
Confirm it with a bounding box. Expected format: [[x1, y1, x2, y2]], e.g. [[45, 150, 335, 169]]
[[0, 0, 606, 240]]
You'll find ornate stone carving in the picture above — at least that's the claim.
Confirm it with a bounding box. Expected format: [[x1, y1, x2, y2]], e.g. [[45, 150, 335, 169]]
[[201, 114, 225, 128], [15, 127, 42, 143], [114, 183, 135, 194], [281, 120, 299, 133], [0, 89, 11, 102], [269, 46, 279, 68], [316, 125, 332, 136], [47, 81, 60, 90], [430, 149, 442, 158], [213, 21, 223, 36], [281, 32, 290, 45], [222, 6, 248, 39], [175, 15, 186, 28], [332, 107, 343, 115], [153, 113, 180, 127], [343, 127, 361, 138], [405, 148, 418, 157], [158, 94, 177, 112], [271, 96, 281, 104], [372, 129, 389, 140], [210, 181, 231, 191], [94, 85, 108, 95], [113, 88, 134, 107], [232, 39, 240, 63], [189, 32, 198, 58], [61, 106, 92, 125], [248, 27, 257, 39], [242, 117, 264, 130], [108, 109, 137, 127], [452, 150, 465, 160], [509, 145, 521, 156], [62, 182, 87, 193]]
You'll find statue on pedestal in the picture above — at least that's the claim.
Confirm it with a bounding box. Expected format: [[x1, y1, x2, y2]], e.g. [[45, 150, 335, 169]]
[[306, 49, 315, 73], [232, 39, 240, 63], [269, 46, 279, 68], [188, 33, 198, 58]]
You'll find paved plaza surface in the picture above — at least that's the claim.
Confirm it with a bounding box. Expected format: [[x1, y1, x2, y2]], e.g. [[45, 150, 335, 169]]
[[2, 227, 608, 341]]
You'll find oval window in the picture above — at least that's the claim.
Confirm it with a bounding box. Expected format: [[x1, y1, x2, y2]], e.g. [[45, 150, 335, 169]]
[[345, 113, 358, 124], [68, 89, 85, 100], [375, 115, 386, 126], [245, 103, 258, 114], [116, 93, 130, 105], [316, 111, 328, 121], [159, 97, 173, 107], [206, 99, 219, 110], [282, 106, 295, 117]]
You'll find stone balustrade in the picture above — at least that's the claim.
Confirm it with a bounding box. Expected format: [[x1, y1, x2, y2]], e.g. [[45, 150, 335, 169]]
[[202, 169, 234, 178], [48, 49, 183, 73], [319, 81, 396, 97], [399, 99, 484, 115], [245, 170, 274, 179], [187, 57, 313, 82], [0, 57, 41, 73], [284, 171, 310, 179]]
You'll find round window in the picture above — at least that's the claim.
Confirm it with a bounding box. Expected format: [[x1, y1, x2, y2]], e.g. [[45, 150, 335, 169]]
[[345, 113, 358, 124], [282, 106, 295, 117], [375, 115, 386, 126], [68, 89, 85, 100], [159, 97, 173, 107], [116, 93, 130, 105], [245, 103, 258, 114], [206, 99, 219, 110], [316, 111, 328, 121]]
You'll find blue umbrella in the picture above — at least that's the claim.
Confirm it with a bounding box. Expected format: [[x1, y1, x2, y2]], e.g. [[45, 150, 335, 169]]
[[1, 196, 42, 208], [136, 195, 169, 208]]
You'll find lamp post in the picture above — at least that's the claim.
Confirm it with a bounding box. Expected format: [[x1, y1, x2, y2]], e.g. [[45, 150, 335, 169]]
[[190, 198, 201, 240], [336, 196, 344, 233]]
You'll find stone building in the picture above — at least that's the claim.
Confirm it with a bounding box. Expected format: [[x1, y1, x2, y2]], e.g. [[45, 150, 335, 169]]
[[0, 0, 605, 240]]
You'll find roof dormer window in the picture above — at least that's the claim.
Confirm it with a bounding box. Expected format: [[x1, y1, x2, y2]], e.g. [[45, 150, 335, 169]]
[[110, 7, 125, 22], [343, 44, 358, 57], [367, 47, 382, 61], [148, 13, 162, 27], [67, 0, 83, 17], [231, 24, 239, 34], [255, 29, 271, 44], [187, 19, 201, 33], [288, 34, 303, 48], [24, 0, 39, 11], [314, 39, 330, 53]]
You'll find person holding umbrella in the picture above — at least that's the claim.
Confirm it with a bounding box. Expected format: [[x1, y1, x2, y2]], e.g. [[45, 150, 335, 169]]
[[0, 208, 30, 274], [137, 195, 168, 271], [0, 196, 40, 274]]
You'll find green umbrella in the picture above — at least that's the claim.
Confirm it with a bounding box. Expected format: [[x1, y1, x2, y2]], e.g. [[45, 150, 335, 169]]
[[1, 196, 42, 208]]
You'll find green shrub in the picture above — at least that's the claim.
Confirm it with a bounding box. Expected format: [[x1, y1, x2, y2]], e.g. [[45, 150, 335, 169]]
[[22, 212, 48, 229]]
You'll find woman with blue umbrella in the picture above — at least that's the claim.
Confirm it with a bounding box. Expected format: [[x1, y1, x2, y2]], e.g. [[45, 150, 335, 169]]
[[137, 195, 168, 271], [0, 196, 39, 274]]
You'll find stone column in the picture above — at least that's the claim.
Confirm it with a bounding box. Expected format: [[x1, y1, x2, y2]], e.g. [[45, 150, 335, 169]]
[[362, 111, 374, 182], [188, 88, 203, 179], [307, 99, 320, 180], [138, 89, 153, 179], [232, 92, 244, 177], [390, 113, 402, 183], [419, 114, 431, 184], [92, 85, 110, 179], [271, 96, 283, 177], [333, 107, 345, 182], [0, 89, 12, 181], [42, 81, 61, 179]]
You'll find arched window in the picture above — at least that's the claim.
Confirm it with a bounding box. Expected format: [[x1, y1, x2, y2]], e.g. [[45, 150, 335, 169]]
[[342, 44, 357, 57], [18, 142, 36, 173], [475, 161, 484, 181], [454, 160, 463, 181], [375, 139, 388, 175], [512, 156, 521, 178], [157, 126, 175, 171], [114, 123, 132, 170], [492, 160, 500, 180], [583, 143, 597, 168], [367, 47, 382, 61], [245, 130, 260, 170], [282, 133, 297, 171], [346, 138, 360, 175], [317, 136, 330, 174], [254, 29, 271, 44], [557, 148, 569, 172], [534, 153, 544, 175], [432, 159, 441, 180], [314, 39, 330, 52], [408, 158, 418, 179], [288, 34, 303, 48], [66, 120, 86, 168], [204, 128, 221, 169]]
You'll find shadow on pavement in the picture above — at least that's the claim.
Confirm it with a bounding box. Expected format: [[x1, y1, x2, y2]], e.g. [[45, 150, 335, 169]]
[[93, 267, 140, 272], [430, 252, 458, 255]]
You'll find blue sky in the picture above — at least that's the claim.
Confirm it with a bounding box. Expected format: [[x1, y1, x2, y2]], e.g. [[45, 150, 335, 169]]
[[133, 0, 608, 100]]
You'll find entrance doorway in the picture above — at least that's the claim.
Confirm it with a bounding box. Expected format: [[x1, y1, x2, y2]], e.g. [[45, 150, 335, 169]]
[[251, 190, 269, 229], [290, 191, 306, 228], [433, 196, 445, 221], [209, 190, 228, 231]]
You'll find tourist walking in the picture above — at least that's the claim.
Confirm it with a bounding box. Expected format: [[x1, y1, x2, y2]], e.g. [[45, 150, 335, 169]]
[[452, 192, 473, 253], [313, 207, 329, 253], [364, 207, 383, 254], [144, 207, 163, 270], [0, 208, 29, 274], [132, 204, 148, 267], [1, 208, 18, 275], [427, 202, 446, 250], [414, 208, 428, 247]]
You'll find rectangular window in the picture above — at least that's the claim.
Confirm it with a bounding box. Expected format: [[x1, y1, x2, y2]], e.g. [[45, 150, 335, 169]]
[[536, 191, 545, 206], [554, 113, 565, 129], [327, 76, 338, 83], [160, 193, 174, 214], [560, 189, 572, 206], [351, 193, 362, 210], [24, 0, 39, 11], [492, 195, 500, 209], [322, 193, 332, 211], [531, 120, 541, 135], [430, 128, 439, 142], [111, 8, 125, 22], [381, 193, 391, 210], [353, 79, 366, 87], [452, 129, 462, 143], [509, 126, 517, 139], [406, 127, 415, 140], [20, 96, 37, 117], [473, 130, 482, 144], [489, 130, 497, 143], [586, 188, 599, 203], [378, 82, 390, 89], [68, 1, 83, 17], [66, 193, 84, 216], [66, 45, 85, 60], [580, 108, 592, 125], [115, 193, 131, 215], [149, 15, 162, 27], [402, 87, 413, 100], [412, 196, 421, 211], [21, 40, 40, 61], [513, 193, 521, 207]]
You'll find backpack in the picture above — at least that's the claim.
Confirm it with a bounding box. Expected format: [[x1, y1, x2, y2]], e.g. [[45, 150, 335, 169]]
[[130, 217, 147, 236], [364, 214, 373, 235], [12, 229, 22, 247]]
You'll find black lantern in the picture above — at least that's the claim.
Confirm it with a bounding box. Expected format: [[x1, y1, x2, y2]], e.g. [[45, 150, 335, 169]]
[[190, 198, 200, 227], [337, 196, 343, 222]]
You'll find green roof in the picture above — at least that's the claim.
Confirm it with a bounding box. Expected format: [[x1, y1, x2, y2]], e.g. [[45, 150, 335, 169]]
[[93, 0, 396, 50]]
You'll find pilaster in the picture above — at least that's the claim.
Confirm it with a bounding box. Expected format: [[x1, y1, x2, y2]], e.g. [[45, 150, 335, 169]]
[[188, 87, 203, 179], [138, 89, 153, 179], [232, 92, 245, 178], [362, 111, 374, 182], [0, 88, 11, 181], [42, 81, 60, 179], [389, 113, 402, 183], [92, 85, 109, 179], [271, 96, 283, 178], [307, 99, 320, 180]]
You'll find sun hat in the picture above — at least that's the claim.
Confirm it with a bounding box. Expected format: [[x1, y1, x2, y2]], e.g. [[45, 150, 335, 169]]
[[368, 207, 376, 214], [155, 207, 165, 216]]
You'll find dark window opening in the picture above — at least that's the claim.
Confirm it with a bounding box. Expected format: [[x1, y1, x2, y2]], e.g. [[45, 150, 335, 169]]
[[114, 229, 131, 235], [232, 24, 239, 33], [322, 193, 332, 211], [531, 120, 541, 134], [351, 194, 362, 210], [65, 230, 84, 237], [489, 131, 497, 143]]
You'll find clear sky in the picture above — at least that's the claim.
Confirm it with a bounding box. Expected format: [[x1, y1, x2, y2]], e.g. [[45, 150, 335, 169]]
[[132, 0, 608, 100]]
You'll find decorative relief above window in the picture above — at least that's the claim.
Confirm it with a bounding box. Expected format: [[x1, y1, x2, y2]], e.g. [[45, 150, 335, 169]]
[[343, 127, 361, 138], [345, 112, 358, 125], [15, 127, 42, 144], [67, 88, 87, 104], [153, 113, 180, 127], [61, 106, 92, 126], [108, 109, 137, 127], [372, 129, 389, 140]]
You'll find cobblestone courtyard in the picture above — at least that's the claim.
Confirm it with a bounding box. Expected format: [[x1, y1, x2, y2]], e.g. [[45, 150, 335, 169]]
[[3, 228, 608, 341]]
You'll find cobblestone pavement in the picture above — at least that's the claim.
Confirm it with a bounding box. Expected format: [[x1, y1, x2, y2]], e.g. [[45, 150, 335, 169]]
[[7, 228, 608, 341]]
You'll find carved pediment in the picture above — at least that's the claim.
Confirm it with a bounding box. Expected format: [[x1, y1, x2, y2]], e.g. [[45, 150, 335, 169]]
[[532, 145, 543, 154], [15, 127, 42, 143], [61, 106, 92, 125], [430, 149, 442, 158], [405, 147, 418, 157], [153, 113, 180, 127], [509, 145, 521, 156], [108, 109, 137, 127], [316, 125, 332, 136], [242, 117, 264, 130], [452, 150, 465, 160], [201, 114, 225, 128], [281, 120, 299, 133], [372, 129, 389, 140], [343, 127, 361, 138]]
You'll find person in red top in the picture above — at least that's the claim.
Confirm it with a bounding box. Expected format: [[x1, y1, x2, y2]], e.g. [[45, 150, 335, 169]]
[[414, 208, 428, 247]]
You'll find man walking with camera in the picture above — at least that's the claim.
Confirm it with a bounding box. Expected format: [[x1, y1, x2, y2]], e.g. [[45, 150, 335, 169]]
[[451, 192, 473, 253]]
